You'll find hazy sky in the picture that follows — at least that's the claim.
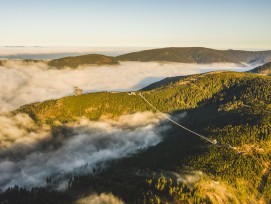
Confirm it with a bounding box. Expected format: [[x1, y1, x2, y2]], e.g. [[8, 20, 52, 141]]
[[1, 0, 271, 50]]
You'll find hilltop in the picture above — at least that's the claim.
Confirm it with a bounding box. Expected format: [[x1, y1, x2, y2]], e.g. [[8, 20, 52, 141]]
[[47, 54, 119, 68], [116, 47, 271, 64], [249, 61, 271, 75]]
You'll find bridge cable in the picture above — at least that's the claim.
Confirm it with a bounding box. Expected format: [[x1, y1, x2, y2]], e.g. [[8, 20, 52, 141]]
[[138, 92, 217, 145]]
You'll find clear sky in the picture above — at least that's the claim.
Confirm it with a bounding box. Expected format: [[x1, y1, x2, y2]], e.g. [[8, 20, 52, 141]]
[[1, 0, 271, 50]]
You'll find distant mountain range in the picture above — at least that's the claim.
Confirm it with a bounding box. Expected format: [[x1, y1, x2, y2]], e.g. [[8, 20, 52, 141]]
[[1, 47, 271, 68], [116, 47, 271, 65]]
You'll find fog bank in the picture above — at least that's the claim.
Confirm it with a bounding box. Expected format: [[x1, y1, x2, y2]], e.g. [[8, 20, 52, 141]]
[[0, 61, 251, 112], [0, 112, 169, 190]]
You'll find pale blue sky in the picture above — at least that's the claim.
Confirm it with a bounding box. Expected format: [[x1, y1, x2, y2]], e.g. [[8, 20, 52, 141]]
[[1, 0, 271, 50]]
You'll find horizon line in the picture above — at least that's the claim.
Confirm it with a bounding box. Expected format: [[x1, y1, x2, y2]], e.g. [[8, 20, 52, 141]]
[[1, 46, 271, 52]]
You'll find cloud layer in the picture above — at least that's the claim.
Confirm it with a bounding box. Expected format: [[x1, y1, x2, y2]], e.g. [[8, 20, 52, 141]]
[[0, 61, 251, 112], [0, 112, 168, 190]]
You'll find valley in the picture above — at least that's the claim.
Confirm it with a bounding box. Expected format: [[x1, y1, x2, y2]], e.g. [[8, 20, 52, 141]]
[[1, 69, 270, 203]]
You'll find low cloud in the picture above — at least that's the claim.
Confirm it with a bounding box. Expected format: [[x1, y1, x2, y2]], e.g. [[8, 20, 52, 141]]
[[0, 113, 50, 151], [0, 61, 250, 112], [0, 111, 169, 190]]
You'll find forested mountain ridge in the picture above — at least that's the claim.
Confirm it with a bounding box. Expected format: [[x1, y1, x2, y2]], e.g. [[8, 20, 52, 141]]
[[2, 47, 271, 69], [16, 71, 270, 125], [2, 71, 271, 203], [116, 47, 271, 64]]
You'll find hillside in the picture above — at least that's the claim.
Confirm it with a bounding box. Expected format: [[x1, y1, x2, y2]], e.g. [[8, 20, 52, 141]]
[[16, 71, 270, 124], [3, 71, 271, 203], [47, 54, 119, 68], [116, 47, 271, 64], [140, 75, 185, 91], [249, 61, 271, 75]]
